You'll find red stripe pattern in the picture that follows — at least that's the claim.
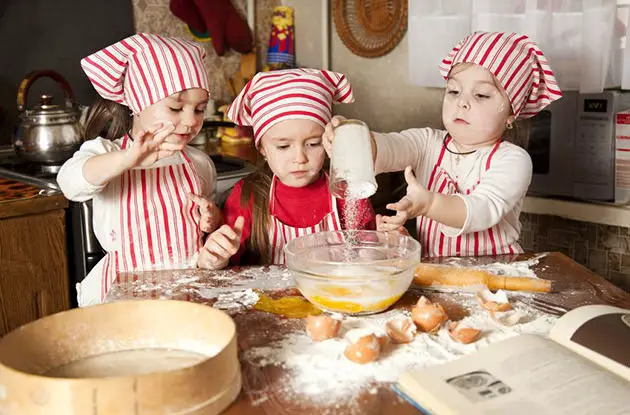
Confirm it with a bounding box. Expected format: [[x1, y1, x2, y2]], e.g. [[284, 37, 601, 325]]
[[100, 135, 202, 301], [439, 32, 562, 118], [268, 176, 342, 264], [418, 139, 521, 257], [81, 33, 210, 114], [225, 69, 355, 146]]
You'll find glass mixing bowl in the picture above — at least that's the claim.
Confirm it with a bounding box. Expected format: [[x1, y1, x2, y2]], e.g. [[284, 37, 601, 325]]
[[284, 230, 421, 315]]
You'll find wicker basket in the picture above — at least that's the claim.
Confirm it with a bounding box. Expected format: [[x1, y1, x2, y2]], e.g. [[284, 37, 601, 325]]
[[333, 0, 408, 58]]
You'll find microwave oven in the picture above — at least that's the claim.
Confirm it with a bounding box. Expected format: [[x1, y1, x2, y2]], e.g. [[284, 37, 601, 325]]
[[526, 90, 630, 202]]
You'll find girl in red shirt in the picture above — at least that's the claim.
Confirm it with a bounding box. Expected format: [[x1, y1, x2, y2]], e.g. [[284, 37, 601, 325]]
[[218, 68, 376, 265]]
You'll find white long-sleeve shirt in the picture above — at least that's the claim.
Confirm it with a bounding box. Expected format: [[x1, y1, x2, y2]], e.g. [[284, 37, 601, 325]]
[[374, 128, 532, 255], [57, 136, 217, 256]]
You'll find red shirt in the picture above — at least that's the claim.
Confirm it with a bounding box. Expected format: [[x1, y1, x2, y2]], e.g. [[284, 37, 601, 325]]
[[223, 174, 376, 264]]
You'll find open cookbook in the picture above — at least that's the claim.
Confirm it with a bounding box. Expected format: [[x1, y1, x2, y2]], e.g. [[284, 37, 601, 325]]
[[393, 305, 630, 415]]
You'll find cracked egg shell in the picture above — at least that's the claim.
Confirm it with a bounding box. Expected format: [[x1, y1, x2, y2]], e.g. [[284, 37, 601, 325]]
[[448, 322, 481, 344], [376, 333, 391, 350], [476, 288, 512, 312], [305, 314, 341, 341], [412, 296, 448, 333], [490, 309, 523, 326], [386, 317, 417, 344], [344, 334, 381, 364]]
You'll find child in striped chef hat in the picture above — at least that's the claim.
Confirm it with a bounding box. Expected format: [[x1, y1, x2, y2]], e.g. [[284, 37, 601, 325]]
[[58, 33, 243, 306], [324, 32, 563, 258], [216, 68, 376, 266]]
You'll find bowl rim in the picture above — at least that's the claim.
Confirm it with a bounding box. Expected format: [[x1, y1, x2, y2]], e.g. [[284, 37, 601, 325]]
[[283, 230, 422, 270]]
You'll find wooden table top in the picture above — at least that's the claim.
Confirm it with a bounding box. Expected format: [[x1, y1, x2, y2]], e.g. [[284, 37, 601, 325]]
[[105, 252, 630, 414]]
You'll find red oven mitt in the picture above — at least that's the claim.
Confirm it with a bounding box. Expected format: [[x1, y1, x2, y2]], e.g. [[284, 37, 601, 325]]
[[225, 0, 254, 54], [169, 0, 207, 33], [192, 0, 253, 56], [170, 0, 253, 56]]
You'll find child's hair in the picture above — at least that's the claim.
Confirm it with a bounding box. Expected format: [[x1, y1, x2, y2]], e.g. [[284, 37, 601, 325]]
[[505, 118, 530, 149], [83, 97, 131, 140], [80, 33, 210, 140], [239, 163, 273, 265], [237, 157, 331, 265]]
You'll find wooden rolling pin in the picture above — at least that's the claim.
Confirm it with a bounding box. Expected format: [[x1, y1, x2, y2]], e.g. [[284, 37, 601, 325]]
[[414, 263, 553, 293]]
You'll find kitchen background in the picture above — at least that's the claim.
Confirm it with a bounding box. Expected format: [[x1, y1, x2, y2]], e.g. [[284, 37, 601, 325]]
[[1, 0, 629, 291]]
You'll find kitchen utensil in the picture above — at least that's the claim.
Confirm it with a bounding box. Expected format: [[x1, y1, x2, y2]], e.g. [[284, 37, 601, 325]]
[[413, 263, 553, 293], [284, 230, 421, 315], [13, 70, 83, 164], [329, 119, 377, 199], [0, 299, 241, 415], [516, 297, 569, 316]]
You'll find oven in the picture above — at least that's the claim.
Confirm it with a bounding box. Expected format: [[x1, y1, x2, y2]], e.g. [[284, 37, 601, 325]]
[[0, 149, 256, 307]]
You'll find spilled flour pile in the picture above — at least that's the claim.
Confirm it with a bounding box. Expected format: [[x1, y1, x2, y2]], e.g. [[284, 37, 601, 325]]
[[243, 292, 558, 407], [212, 289, 260, 313]]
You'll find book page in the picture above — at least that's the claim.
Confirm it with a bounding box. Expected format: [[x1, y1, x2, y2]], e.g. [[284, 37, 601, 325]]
[[549, 305, 630, 381], [397, 334, 630, 415]]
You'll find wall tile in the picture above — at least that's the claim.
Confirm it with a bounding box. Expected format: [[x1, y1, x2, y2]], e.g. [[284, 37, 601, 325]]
[[608, 252, 621, 272], [620, 254, 630, 274], [519, 230, 535, 251], [608, 271, 630, 292], [520, 213, 629, 292], [573, 241, 588, 265], [588, 249, 609, 277], [597, 227, 623, 252], [547, 229, 576, 248]]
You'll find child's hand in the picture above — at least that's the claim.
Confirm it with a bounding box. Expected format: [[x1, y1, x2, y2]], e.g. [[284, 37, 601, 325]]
[[197, 216, 245, 269], [188, 193, 221, 233], [378, 166, 434, 231], [376, 215, 411, 237], [322, 115, 347, 157], [125, 122, 180, 168]]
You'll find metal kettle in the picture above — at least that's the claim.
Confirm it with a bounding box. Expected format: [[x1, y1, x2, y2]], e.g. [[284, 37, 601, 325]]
[[13, 70, 83, 164]]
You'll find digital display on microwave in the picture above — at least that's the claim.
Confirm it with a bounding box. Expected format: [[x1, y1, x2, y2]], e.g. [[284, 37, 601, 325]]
[[583, 99, 608, 113]]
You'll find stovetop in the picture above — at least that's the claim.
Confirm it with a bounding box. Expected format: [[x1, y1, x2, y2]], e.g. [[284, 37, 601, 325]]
[[0, 146, 255, 191], [0, 148, 61, 190]]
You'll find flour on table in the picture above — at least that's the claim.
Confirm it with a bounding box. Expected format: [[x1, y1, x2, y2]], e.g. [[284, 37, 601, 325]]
[[442, 252, 548, 278], [243, 293, 557, 408], [130, 273, 201, 293], [122, 266, 293, 300], [212, 289, 260, 313], [195, 267, 294, 299]]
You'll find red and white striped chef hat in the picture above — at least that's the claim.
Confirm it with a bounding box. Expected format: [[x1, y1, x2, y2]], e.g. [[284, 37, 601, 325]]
[[226, 68, 354, 146], [81, 33, 210, 115], [440, 32, 562, 118]]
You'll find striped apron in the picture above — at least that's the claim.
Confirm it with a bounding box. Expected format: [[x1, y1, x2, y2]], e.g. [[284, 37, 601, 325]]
[[268, 175, 342, 264], [77, 135, 203, 306], [418, 136, 523, 257]]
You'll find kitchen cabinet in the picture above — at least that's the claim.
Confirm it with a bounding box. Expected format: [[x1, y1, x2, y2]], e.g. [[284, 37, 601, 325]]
[[0, 179, 70, 337]]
